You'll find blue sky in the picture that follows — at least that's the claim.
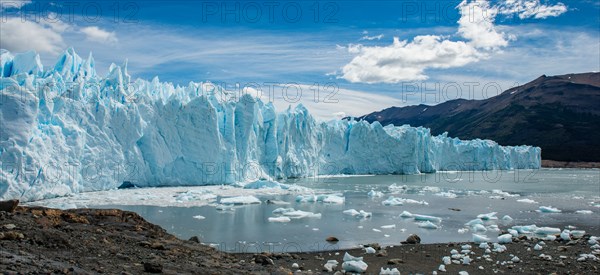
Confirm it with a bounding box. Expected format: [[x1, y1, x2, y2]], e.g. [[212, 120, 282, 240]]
[[1, 0, 599, 119]]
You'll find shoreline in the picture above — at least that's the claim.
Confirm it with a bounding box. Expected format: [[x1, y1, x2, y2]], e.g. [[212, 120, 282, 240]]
[[1, 205, 598, 274], [542, 160, 600, 168]]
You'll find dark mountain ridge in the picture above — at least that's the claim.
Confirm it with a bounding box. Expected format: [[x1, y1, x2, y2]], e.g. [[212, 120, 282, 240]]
[[357, 72, 600, 162]]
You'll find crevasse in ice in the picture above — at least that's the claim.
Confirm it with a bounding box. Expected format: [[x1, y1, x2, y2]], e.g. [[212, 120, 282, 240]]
[[0, 49, 541, 201]]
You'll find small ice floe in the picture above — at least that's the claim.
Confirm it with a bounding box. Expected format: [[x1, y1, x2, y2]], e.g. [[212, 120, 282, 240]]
[[472, 224, 487, 232], [372, 228, 382, 232], [477, 212, 498, 220], [242, 180, 287, 189], [516, 198, 538, 204], [465, 218, 484, 227], [192, 215, 206, 220], [508, 229, 519, 237], [268, 216, 291, 223], [343, 209, 372, 218], [368, 190, 384, 197], [502, 215, 514, 223], [323, 259, 339, 272], [399, 211, 413, 218], [487, 224, 500, 232], [322, 194, 345, 204], [418, 221, 439, 229], [472, 234, 490, 243], [175, 190, 217, 202], [575, 210, 593, 214], [281, 210, 322, 219], [296, 194, 345, 204], [413, 214, 442, 223], [388, 183, 408, 193], [497, 234, 513, 244], [512, 224, 538, 234], [365, 247, 376, 254], [381, 224, 396, 229], [272, 207, 295, 214], [534, 227, 561, 235], [380, 267, 401, 275], [434, 192, 458, 198], [537, 206, 561, 213], [266, 200, 290, 205], [382, 196, 428, 206], [458, 228, 469, 234], [220, 196, 261, 205]]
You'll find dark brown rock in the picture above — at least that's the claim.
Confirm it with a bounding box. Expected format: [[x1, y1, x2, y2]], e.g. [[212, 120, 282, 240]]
[[387, 258, 404, 265], [0, 200, 19, 213], [254, 254, 274, 266], [188, 236, 200, 243], [325, 236, 339, 242], [403, 234, 421, 244], [143, 262, 163, 273]]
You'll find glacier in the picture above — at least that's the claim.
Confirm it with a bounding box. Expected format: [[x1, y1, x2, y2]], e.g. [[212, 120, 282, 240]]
[[0, 49, 541, 201]]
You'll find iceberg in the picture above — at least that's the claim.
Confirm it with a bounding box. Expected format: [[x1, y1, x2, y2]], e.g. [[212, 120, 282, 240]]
[[219, 196, 261, 205], [0, 49, 542, 201]]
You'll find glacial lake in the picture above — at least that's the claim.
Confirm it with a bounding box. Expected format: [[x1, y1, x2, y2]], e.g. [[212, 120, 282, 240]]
[[33, 169, 600, 253]]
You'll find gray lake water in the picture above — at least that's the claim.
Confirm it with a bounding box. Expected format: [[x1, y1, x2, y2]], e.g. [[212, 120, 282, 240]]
[[93, 169, 600, 253]]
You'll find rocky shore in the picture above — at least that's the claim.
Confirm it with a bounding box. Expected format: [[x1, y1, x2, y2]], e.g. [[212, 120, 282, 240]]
[[1, 202, 599, 274]]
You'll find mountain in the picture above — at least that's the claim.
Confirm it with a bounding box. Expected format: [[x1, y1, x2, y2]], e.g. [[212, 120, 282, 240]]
[[357, 73, 600, 162]]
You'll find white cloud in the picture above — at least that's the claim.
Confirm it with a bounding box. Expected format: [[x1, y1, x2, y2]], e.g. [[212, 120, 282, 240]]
[[361, 34, 384, 41], [340, 0, 567, 84], [80, 26, 118, 44], [0, 18, 67, 55], [498, 0, 567, 19]]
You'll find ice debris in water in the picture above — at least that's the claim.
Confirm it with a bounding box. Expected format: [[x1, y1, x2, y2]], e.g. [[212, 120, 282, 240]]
[[477, 212, 498, 220], [268, 216, 291, 223], [517, 198, 538, 204], [534, 227, 561, 235], [192, 215, 206, 220], [296, 194, 345, 204], [219, 196, 261, 205], [413, 214, 442, 223], [418, 221, 439, 229], [497, 234, 513, 244], [472, 234, 490, 244], [575, 210, 593, 214], [242, 180, 287, 189], [343, 209, 372, 218], [382, 196, 428, 206], [537, 206, 561, 213], [368, 190, 384, 197], [0, 48, 542, 202], [399, 211, 414, 218]]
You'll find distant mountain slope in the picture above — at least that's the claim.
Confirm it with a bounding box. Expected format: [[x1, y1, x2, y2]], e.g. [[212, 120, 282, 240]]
[[358, 73, 600, 162]]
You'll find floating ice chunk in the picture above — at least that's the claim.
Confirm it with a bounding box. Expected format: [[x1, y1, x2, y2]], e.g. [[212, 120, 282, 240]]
[[477, 212, 498, 220], [543, 235, 557, 241], [517, 198, 538, 204], [272, 207, 295, 214], [502, 215, 514, 222], [508, 229, 519, 237], [322, 194, 345, 204], [534, 227, 561, 235], [418, 221, 439, 229], [472, 234, 490, 243], [243, 180, 287, 189], [458, 228, 469, 234], [512, 224, 538, 234], [343, 252, 363, 262], [282, 210, 322, 219], [175, 190, 217, 202], [365, 247, 376, 253], [438, 264, 447, 272], [323, 260, 339, 272], [497, 234, 513, 244], [537, 206, 561, 213], [296, 195, 317, 203], [388, 184, 407, 193], [380, 267, 401, 275], [382, 196, 428, 206], [534, 244, 543, 251], [220, 196, 261, 205], [381, 224, 396, 229], [442, 256, 451, 265], [435, 192, 458, 198], [372, 228, 382, 232], [399, 211, 413, 218], [487, 225, 500, 232], [268, 216, 291, 223], [472, 224, 487, 232], [267, 200, 290, 205], [368, 190, 384, 197], [465, 219, 483, 227], [343, 209, 360, 216], [575, 210, 593, 214], [192, 215, 206, 220], [413, 214, 442, 223], [342, 260, 368, 273]]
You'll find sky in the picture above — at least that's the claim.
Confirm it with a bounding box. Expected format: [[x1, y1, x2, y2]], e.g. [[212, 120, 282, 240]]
[[1, 0, 599, 120]]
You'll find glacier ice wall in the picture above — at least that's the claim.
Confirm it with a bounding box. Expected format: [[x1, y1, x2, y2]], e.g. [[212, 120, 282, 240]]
[[0, 49, 541, 201]]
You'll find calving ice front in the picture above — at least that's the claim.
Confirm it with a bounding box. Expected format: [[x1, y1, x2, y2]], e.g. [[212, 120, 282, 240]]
[[0, 48, 540, 201]]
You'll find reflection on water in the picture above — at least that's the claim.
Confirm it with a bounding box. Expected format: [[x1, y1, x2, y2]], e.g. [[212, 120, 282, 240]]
[[94, 169, 600, 253]]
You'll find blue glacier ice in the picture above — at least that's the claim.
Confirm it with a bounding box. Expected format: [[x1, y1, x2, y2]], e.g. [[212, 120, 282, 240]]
[[0, 49, 541, 201]]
